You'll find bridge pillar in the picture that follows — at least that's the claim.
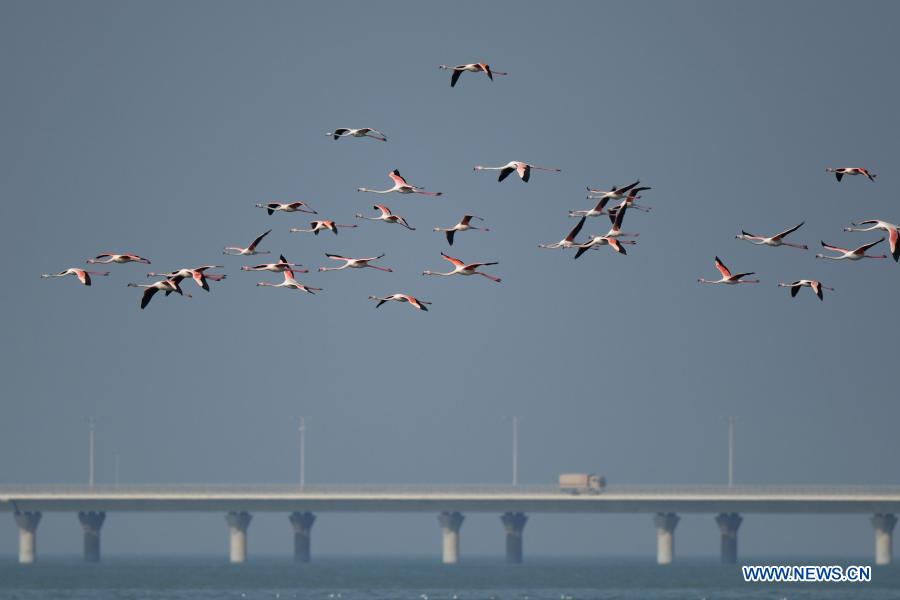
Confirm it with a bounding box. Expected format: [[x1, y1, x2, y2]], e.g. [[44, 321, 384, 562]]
[[438, 511, 464, 564], [78, 511, 106, 563], [716, 512, 742, 564], [14, 511, 42, 564], [226, 511, 252, 563], [289, 512, 316, 563], [654, 512, 679, 565], [872, 513, 897, 566], [501, 512, 528, 564]]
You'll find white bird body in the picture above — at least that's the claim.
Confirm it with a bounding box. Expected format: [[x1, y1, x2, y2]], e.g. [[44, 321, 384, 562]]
[[41, 268, 109, 286], [434, 215, 488, 246], [368, 293, 431, 311], [357, 170, 442, 196], [422, 252, 501, 282], [815, 239, 886, 261], [318, 254, 392, 272], [697, 257, 759, 284], [87, 253, 150, 265], [224, 230, 272, 256], [473, 161, 560, 183], [778, 279, 834, 301], [736, 222, 807, 249], [256, 202, 316, 215], [326, 128, 387, 141], [356, 205, 415, 230]]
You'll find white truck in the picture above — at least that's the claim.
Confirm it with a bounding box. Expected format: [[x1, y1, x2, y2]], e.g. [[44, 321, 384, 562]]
[[559, 473, 607, 494]]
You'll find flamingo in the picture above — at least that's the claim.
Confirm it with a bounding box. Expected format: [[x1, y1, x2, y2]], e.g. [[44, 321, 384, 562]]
[[434, 215, 489, 246], [585, 180, 648, 201], [224, 230, 272, 256], [603, 204, 638, 239], [86, 253, 151, 265], [241, 254, 308, 274], [357, 170, 443, 196], [422, 253, 501, 282], [256, 202, 316, 215], [735, 222, 808, 250], [145, 266, 226, 292], [573, 235, 634, 259], [539, 217, 587, 249], [355, 205, 415, 230], [318, 254, 392, 272], [778, 280, 834, 301], [438, 63, 507, 87], [326, 128, 387, 142], [289, 220, 357, 235], [368, 293, 431, 311], [127, 277, 192, 309], [473, 161, 560, 183], [697, 257, 759, 284], [815, 239, 886, 261], [41, 268, 109, 286], [256, 267, 322, 294], [844, 220, 900, 262], [826, 167, 876, 182]]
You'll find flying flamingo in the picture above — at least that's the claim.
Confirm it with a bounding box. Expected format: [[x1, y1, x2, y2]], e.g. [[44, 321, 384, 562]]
[[41, 268, 109, 286], [826, 167, 876, 182], [438, 63, 507, 87], [86, 253, 151, 265], [326, 127, 387, 142], [256, 202, 316, 215], [585, 181, 648, 201], [603, 205, 638, 239], [815, 239, 886, 261], [539, 217, 587, 249], [573, 235, 634, 259], [289, 220, 357, 235], [318, 254, 393, 272], [473, 161, 561, 183], [422, 253, 501, 282], [778, 280, 834, 301], [844, 220, 900, 262], [735, 222, 808, 249], [355, 205, 415, 230], [357, 170, 443, 196], [368, 293, 431, 311], [127, 277, 192, 309], [224, 230, 272, 256], [434, 215, 489, 246], [241, 254, 308, 274], [256, 267, 322, 294], [145, 266, 226, 292], [697, 257, 759, 284]]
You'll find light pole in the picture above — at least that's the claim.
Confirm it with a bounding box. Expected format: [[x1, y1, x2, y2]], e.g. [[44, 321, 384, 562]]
[[299, 417, 306, 489], [503, 416, 520, 487], [88, 417, 96, 488], [727, 416, 735, 487]]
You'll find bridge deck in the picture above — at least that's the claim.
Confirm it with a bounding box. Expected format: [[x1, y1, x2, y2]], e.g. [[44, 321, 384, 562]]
[[2, 485, 900, 514]]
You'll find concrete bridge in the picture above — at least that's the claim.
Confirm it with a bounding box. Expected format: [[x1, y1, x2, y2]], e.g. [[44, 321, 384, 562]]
[[2, 484, 898, 565]]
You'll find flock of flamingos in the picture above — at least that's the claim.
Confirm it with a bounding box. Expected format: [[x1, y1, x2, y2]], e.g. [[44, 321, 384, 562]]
[[41, 63, 898, 309]]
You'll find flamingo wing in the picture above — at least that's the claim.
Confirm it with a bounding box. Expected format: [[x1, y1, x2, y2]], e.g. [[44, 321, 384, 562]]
[[856, 238, 884, 253], [140, 286, 158, 309], [890, 228, 899, 262], [773, 221, 804, 240], [450, 69, 463, 87], [714, 257, 732, 279], [389, 170, 408, 186], [820, 241, 847, 253], [76, 270, 91, 286], [249, 229, 272, 250], [440, 253, 465, 267], [518, 163, 531, 182], [498, 166, 515, 182], [566, 217, 586, 242]]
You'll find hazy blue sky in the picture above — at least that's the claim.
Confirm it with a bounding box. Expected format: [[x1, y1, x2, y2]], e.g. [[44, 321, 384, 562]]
[[1, 0, 899, 560]]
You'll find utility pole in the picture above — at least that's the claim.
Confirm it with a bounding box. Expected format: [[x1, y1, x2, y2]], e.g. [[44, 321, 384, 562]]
[[503, 416, 520, 487], [299, 417, 306, 489], [114, 452, 120, 487], [88, 417, 96, 488], [727, 416, 735, 488]]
